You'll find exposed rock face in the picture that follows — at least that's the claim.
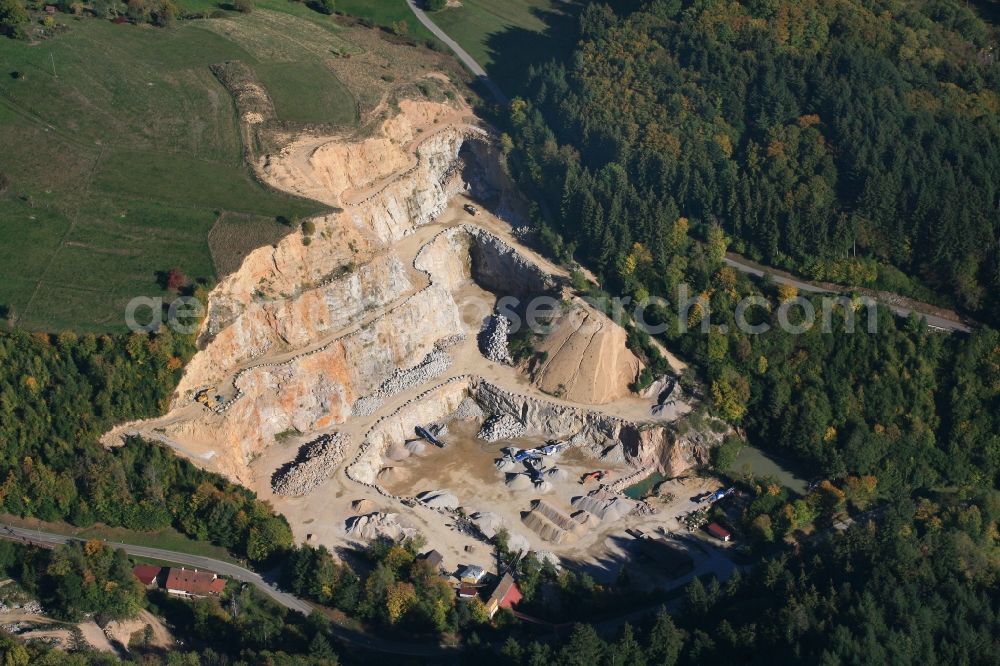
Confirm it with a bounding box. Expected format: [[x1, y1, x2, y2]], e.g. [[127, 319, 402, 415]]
[[466, 227, 556, 297], [180, 253, 412, 397], [352, 336, 463, 417], [348, 376, 715, 492]]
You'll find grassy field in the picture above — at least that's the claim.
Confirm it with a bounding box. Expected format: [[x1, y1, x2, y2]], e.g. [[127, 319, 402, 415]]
[[0, 14, 356, 332], [426, 0, 580, 96], [0, 513, 241, 565], [335, 0, 436, 42]]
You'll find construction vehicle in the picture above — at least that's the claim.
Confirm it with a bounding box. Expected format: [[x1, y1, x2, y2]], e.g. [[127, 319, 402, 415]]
[[513, 450, 541, 464], [539, 442, 566, 456], [415, 425, 446, 448], [580, 470, 610, 484]]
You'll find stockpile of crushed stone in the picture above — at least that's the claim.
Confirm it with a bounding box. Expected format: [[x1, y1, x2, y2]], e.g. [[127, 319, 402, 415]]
[[271, 433, 348, 496], [450, 397, 485, 422], [478, 313, 513, 365], [478, 413, 526, 441]]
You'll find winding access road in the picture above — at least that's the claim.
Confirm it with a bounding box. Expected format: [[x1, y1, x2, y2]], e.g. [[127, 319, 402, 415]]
[[723, 253, 973, 333], [405, 0, 509, 105]]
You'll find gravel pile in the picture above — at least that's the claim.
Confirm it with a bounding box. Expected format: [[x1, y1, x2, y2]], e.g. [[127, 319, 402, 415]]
[[352, 337, 464, 417], [417, 489, 460, 509], [271, 433, 348, 496], [450, 397, 485, 422], [478, 413, 526, 441], [478, 314, 513, 365]]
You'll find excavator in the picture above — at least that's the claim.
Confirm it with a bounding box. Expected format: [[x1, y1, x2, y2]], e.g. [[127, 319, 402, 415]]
[[579, 470, 610, 485]]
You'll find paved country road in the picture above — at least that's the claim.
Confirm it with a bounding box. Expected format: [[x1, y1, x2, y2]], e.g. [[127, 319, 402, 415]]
[[0, 525, 458, 659], [405, 0, 509, 104], [723, 253, 973, 333]]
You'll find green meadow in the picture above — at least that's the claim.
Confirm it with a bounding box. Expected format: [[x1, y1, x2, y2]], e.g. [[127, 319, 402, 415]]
[[0, 13, 356, 332]]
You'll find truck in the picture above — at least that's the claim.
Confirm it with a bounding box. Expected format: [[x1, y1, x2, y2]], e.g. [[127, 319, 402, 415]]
[[463, 203, 479, 216]]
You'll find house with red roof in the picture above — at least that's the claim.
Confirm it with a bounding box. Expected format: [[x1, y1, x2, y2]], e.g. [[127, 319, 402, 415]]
[[164, 568, 226, 598], [132, 565, 164, 588], [485, 573, 522, 618]]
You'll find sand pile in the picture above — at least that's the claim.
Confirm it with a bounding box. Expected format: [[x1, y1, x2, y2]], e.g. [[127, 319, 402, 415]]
[[418, 489, 459, 509], [573, 511, 601, 528], [377, 466, 410, 484], [405, 440, 429, 456], [571, 489, 638, 522], [546, 468, 569, 482], [352, 499, 376, 514], [533, 480, 554, 494], [495, 459, 518, 472], [532, 305, 643, 404], [522, 500, 587, 544], [470, 511, 505, 538], [522, 511, 576, 545]]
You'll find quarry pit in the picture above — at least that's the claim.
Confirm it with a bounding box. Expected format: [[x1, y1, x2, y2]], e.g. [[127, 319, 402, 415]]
[[105, 93, 724, 581]]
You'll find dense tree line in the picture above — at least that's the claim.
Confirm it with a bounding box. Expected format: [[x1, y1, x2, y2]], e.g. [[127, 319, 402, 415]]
[[479, 492, 999, 665], [504, 0, 1000, 492], [0, 539, 142, 622], [281, 537, 493, 636], [509, 0, 1000, 323], [0, 542, 340, 664], [0, 328, 292, 564]]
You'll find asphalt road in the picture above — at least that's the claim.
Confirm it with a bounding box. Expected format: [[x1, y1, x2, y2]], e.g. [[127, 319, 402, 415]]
[[723, 254, 973, 333], [0, 525, 458, 658], [0, 525, 312, 614], [405, 0, 509, 105]]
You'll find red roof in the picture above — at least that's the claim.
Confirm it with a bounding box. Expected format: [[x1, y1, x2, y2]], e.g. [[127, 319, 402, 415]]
[[458, 585, 478, 599], [132, 565, 163, 586], [485, 572, 522, 617], [707, 522, 731, 540], [165, 568, 226, 596]]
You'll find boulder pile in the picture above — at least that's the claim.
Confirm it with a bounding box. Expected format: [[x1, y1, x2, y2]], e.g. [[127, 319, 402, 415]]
[[345, 512, 416, 542], [478, 313, 513, 365], [478, 413, 526, 441], [271, 433, 348, 496]]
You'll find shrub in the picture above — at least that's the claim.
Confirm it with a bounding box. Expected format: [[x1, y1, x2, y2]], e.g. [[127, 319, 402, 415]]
[[301, 219, 315, 235], [425, 0, 445, 10], [233, 0, 252, 12], [0, 0, 29, 38], [311, 0, 333, 15]]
